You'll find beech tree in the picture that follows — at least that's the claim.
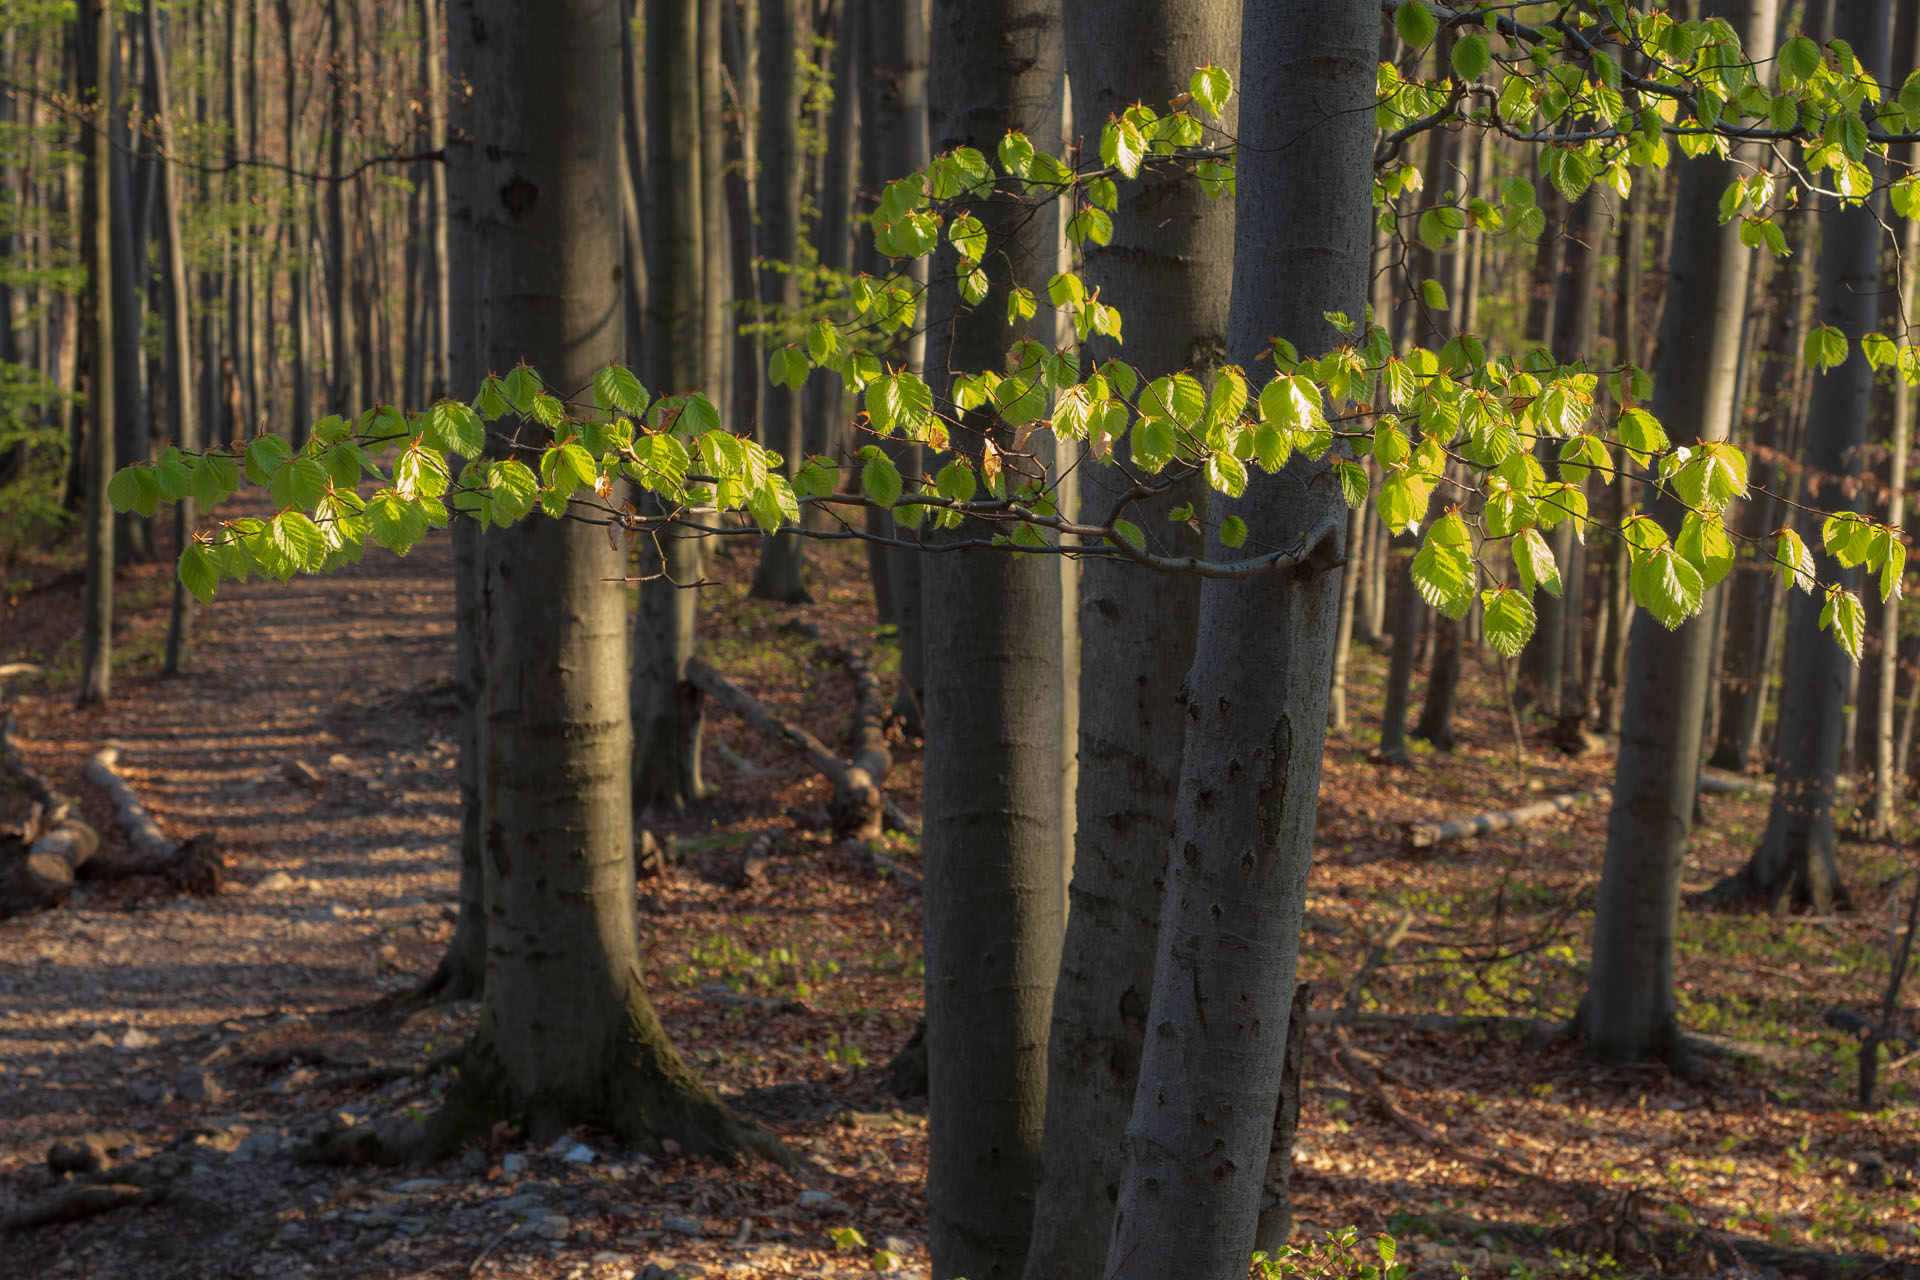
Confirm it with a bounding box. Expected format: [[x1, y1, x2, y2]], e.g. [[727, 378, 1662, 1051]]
[[1585, 0, 1777, 1070], [1023, 1, 1235, 1277], [108, 4, 1920, 1275]]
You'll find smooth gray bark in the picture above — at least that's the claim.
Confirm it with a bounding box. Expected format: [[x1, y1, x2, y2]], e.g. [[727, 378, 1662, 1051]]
[[922, 1, 1066, 1274], [749, 0, 808, 601], [1585, 0, 1777, 1067], [149, 0, 198, 676], [325, 0, 350, 412], [78, 0, 115, 710], [857, 0, 929, 730], [635, 0, 708, 810], [1021, 5, 1235, 1278], [1719, 0, 1887, 912], [1104, 3, 1371, 1275], [434, 0, 762, 1157]]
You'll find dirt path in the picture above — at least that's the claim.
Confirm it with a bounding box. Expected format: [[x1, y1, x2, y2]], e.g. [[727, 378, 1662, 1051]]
[[0, 535, 931, 1280]]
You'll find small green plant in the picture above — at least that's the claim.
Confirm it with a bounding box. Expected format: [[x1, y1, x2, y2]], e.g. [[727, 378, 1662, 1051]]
[[1256, 1228, 1404, 1280]]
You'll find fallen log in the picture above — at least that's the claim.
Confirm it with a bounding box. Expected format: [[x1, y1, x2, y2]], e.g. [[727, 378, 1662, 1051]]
[[1, 1182, 167, 1232], [1, 712, 102, 914], [87, 747, 176, 866], [1405, 771, 1801, 850], [687, 655, 906, 840], [83, 746, 221, 892]]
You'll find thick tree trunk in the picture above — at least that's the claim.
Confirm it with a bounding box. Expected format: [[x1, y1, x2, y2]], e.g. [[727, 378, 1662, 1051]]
[[1717, 0, 1887, 913], [1584, 0, 1776, 1068], [749, 0, 808, 601], [432, 0, 770, 1159], [1104, 3, 1370, 1275], [77, 0, 115, 709], [921, 2, 1066, 1274], [1021, 5, 1234, 1278]]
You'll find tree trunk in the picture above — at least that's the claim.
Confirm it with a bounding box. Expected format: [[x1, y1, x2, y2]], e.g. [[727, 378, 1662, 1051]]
[[78, 0, 115, 710], [109, 20, 149, 566], [634, 0, 709, 811], [1585, 0, 1777, 1068], [1713, 213, 1811, 768], [857, 0, 930, 732], [430, 0, 772, 1161], [1104, 3, 1370, 1275], [1520, 192, 1599, 716], [1377, 535, 1418, 762], [1717, 0, 1887, 913], [1021, 4, 1234, 1277], [325, 0, 351, 412], [149, 0, 198, 676], [921, 2, 1066, 1274], [723, 0, 760, 444], [276, 0, 312, 447], [749, 0, 808, 601]]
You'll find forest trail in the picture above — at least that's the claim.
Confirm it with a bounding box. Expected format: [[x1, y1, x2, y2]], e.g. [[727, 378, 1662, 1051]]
[[0, 536, 932, 1278]]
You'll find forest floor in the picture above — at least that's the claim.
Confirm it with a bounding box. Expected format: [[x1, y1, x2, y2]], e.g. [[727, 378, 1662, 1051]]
[[2, 523, 1919, 1280]]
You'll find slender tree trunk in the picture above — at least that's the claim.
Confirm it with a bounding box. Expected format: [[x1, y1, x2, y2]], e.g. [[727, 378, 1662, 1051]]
[[1717, 0, 1887, 913], [149, 0, 199, 675], [1021, 5, 1234, 1277], [1376, 534, 1418, 761], [429, 0, 774, 1161], [699, 0, 728, 422], [325, 0, 350, 412], [78, 0, 116, 709], [1585, 0, 1777, 1068], [1520, 192, 1599, 716], [1104, 4, 1370, 1275], [634, 0, 709, 811], [857, 0, 928, 731], [804, 0, 857, 458], [109, 21, 149, 565], [748, 0, 808, 600], [723, 0, 760, 443], [921, 2, 1066, 1273]]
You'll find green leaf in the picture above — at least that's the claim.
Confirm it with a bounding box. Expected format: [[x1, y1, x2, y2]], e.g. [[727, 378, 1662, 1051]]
[[1616, 406, 1668, 464], [860, 447, 902, 509], [1779, 35, 1822, 87], [268, 456, 328, 512], [1335, 460, 1368, 509], [1190, 65, 1232, 119], [1676, 511, 1735, 589], [1412, 511, 1476, 619], [190, 450, 241, 508], [367, 490, 429, 554], [1513, 527, 1561, 597], [1220, 514, 1248, 548], [488, 459, 540, 521], [1820, 586, 1865, 663], [949, 212, 988, 262], [1875, 525, 1907, 603], [1451, 33, 1491, 81], [178, 541, 220, 604], [1630, 544, 1705, 629], [244, 434, 294, 487], [1377, 467, 1431, 534], [107, 466, 153, 515], [1206, 450, 1248, 499], [1804, 323, 1848, 373], [1007, 286, 1038, 325], [1111, 520, 1145, 552], [1421, 277, 1449, 311], [998, 130, 1035, 177], [1481, 587, 1537, 657], [1822, 511, 1874, 568], [1394, 1, 1436, 49]]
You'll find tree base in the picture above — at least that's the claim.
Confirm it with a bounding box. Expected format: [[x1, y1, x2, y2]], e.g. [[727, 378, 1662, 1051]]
[[419, 990, 793, 1167]]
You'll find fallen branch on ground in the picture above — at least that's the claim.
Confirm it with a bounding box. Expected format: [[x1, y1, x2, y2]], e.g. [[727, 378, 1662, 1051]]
[[85, 746, 221, 893], [1405, 770, 1777, 850], [687, 655, 910, 839], [0, 1182, 168, 1231]]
